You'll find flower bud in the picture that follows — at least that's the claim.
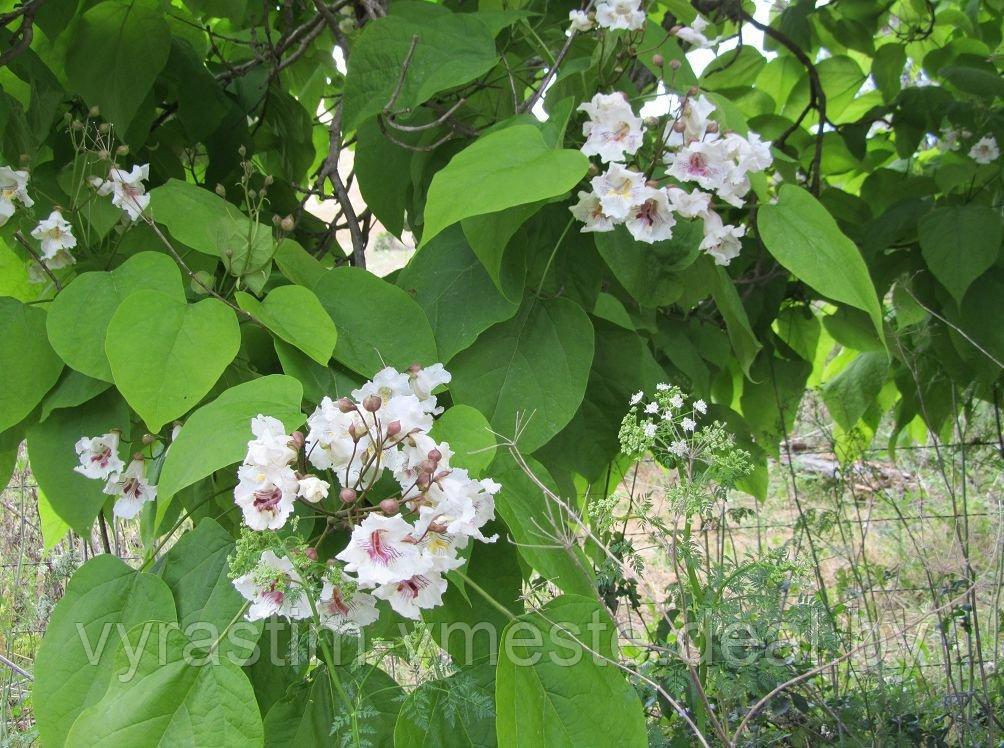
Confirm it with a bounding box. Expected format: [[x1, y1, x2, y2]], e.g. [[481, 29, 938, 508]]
[[643, 116, 659, 129], [673, 120, 687, 133], [263, 175, 274, 187], [340, 487, 358, 503], [116, 145, 129, 156], [98, 122, 110, 133], [646, 179, 659, 189], [379, 498, 400, 516], [651, 53, 664, 67], [348, 422, 365, 441], [290, 431, 305, 450], [336, 397, 355, 413], [362, 395, 382, 413], [88, 105, 100, 117], [247, 189, 257, 200], [98, 149, 110, 161], [669, 59, 682, 70], [238, 145, 247, 157], [408, 363, 422, 375], [688, 86, 699, 97], [587, 163, 600, 178], [428, 448, 442, 462], [305, 547, 318, 561], [132, 452, 145, 462], [419, 459, 436, 474], [280, 215, 295, 232], [19, 154, 29, 166], [705, 121, 719, 134], [71, 120, 84, 131], [141, 433, 156, 445], [386, 420, 402, 438], [416, 473, 431, 489], [670, 24, 683, 34], [215, 183, 227, 198]]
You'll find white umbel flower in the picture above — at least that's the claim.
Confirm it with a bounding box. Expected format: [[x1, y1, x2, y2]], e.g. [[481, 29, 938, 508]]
[[570, 190, 616, 233], [318, 578, 380, 632], [625, 186, 676, 244], [591, 163, 647, 221]]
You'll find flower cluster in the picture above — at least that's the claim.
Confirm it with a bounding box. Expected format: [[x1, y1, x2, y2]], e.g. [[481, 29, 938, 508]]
[[0, 165, 33, 226], [619, 383, 709, 460], [89, 163, 151, 221], [569, 0, 645, 33], [229, 364, 502, 627], [73, 432, 157, 519], [569, 90, 773, 265]]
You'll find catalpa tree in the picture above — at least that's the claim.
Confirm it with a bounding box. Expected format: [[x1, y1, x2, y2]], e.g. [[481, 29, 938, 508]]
[[0, 0, 1001, 745]]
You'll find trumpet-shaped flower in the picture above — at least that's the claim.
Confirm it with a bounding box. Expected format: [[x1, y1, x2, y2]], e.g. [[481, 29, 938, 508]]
[[233, 550, 311, 621], [74, 432, 124, 480], [104, 457, 157, 519]]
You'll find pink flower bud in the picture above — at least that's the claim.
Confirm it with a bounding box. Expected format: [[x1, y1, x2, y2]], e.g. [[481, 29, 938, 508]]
[[386, 420, 402, 437], [706, 121, 719, 134], [290, 431, 305, 450], [336, 397, 355, 413], [419, 459, 436, 474], [363, 395, 382, 413], [427, 448, 442, 462], [280, 215, 295, 232], [652, 54, 664, 67], [305, 547, 318, 561], [340, 487, 358, 503], [669, 59, 682, 70], [379, 498, 400, 516]]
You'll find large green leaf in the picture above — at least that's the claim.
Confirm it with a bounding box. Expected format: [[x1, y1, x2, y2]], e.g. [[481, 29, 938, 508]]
[[594, 222, 700, 307], [160, 519, 262, 660], [709, 264, 762, 378], [430, 404, 496, 477], [313, 266, 438, 377], [35, 556, 178, 748], [449, 297, 594, 453], [40, 370, 112, 421], [157, 375, 304, 509], [65, 0, 171, 133], [397, 226, 520, 361], [757, 185, 885, 344], [46, 251, 185, 381], [147, 178, 273, 277], [236, 285, 337, 365], [919, 204, 1002, 305], [0, 297, 63, 432], [821, 351, 889, 431], [342, 5, 498, 131], [489, 453, 595, 597], [496, 595, 647, 747], [105, 291, 240, 432], [27, 389, 130, 535], [65, 626, 263, 747], [422, 125, 589, 248]]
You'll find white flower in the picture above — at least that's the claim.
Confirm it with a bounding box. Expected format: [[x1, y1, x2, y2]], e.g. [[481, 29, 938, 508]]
[[570, 190, 615, 233], [670, 439, 688, 456], [666, 140, 729, 191], [664, 94, 717, 148], [681, 417, 696, 432], [409, 363, 451, 414], [674, 15, 712, 47], [578, 92, 645, 164], [234, 463, 299, 530], [699, 209, 745, 266], [296, 475, 329, 503], [352, 366, 411, 404], [644, 401, 659, 414], [91, 164, 150, 221], [318, 578, 379, 632], [694, 399, 707, 414], [656, 382, 670, 391], [591, 163, 647, 221], [969, 135, 999, 165], [625, 186, 676, 243], [417, 468, 498, 543], [335, 513, 431, 586], [380, 393, 434, 441], [0, 166, 33, 226], [630, 390, 644, 405], [594, 0, 645, 31], [665, 187, 711, 218], [938, 126, 970, 152], [74, 432, 124, 480], [643, 422, 658, 438], [233, 550, 311, 621], [104, 457, 157, 519], [305, 397, 364, 474], [724, 131, 773, 173], [393, 432, 452, 499], [246, 415, 296, 472], [373, 572, 448, 620], [670, 394, 684, 409], [416, 530, 466, 573], [568, 9, 594, 32], [30, 210, 77, 262]]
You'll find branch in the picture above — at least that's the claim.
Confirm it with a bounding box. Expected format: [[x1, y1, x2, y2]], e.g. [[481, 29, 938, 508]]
[[0, 0, 45, 68], [519, 29, 577, 114], [13, 231, 61, 290], [318, 103, 367, 268], [740, 10, 826, 195]]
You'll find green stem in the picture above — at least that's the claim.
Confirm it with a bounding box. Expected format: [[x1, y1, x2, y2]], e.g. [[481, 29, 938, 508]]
[[454, 569, 517, 622]]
